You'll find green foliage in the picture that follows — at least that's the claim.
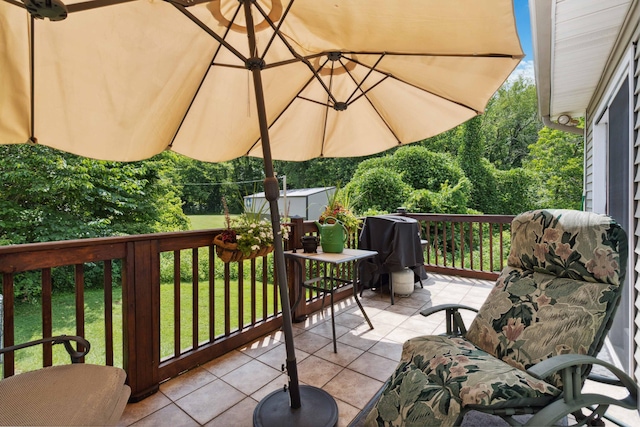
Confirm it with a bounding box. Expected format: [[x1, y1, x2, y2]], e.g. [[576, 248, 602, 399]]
[[458, 116, 499, 213], [391, 146, 464, 192], [345, 168, 412, 213], [0, 146, 188, 245], [318, 184, 361, 232], [482, 76, 542, 169], [418, 127, 464, 155], [172, 156, 235, 214], [350, 156, 395, 179], [9, 261, 123, 304], [523, 126, 584, 209], [405, 177, 471, 214], [493, 168, 535, 215], [274, 157, 369, 189]]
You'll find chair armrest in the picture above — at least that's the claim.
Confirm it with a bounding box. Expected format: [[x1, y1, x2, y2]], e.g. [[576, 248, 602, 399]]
[[0, 335, 90, 363], [524, 354, 637, 426], [420, 304, 478, 336]]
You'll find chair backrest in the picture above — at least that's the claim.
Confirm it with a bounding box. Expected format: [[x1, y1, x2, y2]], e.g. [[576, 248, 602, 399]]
[[466, 209, 627, 388]]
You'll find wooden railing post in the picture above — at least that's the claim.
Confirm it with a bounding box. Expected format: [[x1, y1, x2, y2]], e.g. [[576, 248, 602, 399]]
[[288, 217, 306, 320], [122, 239, 161, 402]]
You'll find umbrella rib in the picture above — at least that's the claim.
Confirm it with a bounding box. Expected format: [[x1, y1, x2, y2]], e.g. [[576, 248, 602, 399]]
[[252, 0, 295, 61], [243, 70, 320, 156], [343, 54, 385, 105], [169, 2, 248, 63], [345, 55, 482, 113]]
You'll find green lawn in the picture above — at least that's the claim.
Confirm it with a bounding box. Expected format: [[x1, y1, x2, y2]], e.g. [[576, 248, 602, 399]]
[[12, 279, 277, 373], [188, 215, 237, 230]]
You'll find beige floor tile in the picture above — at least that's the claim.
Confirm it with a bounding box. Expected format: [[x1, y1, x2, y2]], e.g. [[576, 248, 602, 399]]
[[367, 339, 404, 362], [292, 330, 333, 354], [337, 328, 383, 351], [204, 397, 258, 427], [393, 294, 430, 308], [238, 334, 283, 358], [201, 350, 253, 377], [398, 313, 443, 333], [334, 398, 361, 427], [130, 403, 198, 427], [220, 359, 282, 395], [256, 343, 310, 370], [347, 352, 399, 382], [314, 341, 365, 366], [175, 379, 245, 425], [371, 309, 413, 327], [323, 369, 384, 409], [249, 373, 290, 402], [296, 355, 343, 388], [118, 391, 172, 426], [308, 319, 352, 342], [385, 326, 429, 343], [160, 366, 217, 401], [334, 311, 372, 329]]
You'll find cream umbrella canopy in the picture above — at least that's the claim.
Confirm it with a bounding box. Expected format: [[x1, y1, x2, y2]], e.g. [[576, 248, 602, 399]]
[[0, 0, 523, 425]]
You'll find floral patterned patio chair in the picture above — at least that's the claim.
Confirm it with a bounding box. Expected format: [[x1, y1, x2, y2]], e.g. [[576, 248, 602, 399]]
[[366, 209, 637, 426]]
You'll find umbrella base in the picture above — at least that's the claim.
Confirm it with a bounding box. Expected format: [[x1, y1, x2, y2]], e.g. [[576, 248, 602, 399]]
[[253, 385, 338, 427]]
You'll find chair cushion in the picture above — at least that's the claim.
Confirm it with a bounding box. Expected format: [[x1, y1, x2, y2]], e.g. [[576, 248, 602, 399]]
[[0, 364, 131, 426], [365, 336, 559, 426], [506, 209, 626, 285], [466, 267, 616, 388]]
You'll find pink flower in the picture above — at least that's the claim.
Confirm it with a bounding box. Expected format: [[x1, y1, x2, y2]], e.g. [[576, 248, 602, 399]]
[[585, 247, 618, 281], [533, 243, 549, 262], [502, 318, 525, 341], [543, 228, 560, 243], [555, 242, 573, 261], [536, 294, 552, 307], [429, 355, 450, 370], [460, 383, 491, 406], [449, 365, 468, 378]]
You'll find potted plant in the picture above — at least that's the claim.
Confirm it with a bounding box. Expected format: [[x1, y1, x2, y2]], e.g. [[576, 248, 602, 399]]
[[213, 198, 289, 263], [318, 185, 361, 234]]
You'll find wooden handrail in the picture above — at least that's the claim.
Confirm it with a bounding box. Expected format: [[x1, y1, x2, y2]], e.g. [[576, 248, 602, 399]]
[[0, 213, 514, 401]]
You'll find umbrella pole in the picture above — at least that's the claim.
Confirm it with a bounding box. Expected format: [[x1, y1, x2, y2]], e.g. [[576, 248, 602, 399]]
[[243, 3, 337, 427]]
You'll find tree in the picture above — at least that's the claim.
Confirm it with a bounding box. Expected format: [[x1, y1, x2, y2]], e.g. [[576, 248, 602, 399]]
[[482, 76, 542, 169], [523, 126, 584, 210], [344, 167, 412, 213], [274, 157, 367, 189], [458, 116, 499, 213], [172, 156, 235, 214], [391, 145, 465, 192], [0, 145, 188, 244]]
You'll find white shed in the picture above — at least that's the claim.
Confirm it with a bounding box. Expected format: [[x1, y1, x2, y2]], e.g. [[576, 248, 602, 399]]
[[244, 187, 335, 220]]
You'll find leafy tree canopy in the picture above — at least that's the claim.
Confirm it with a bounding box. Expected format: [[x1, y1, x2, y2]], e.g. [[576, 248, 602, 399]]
[[523, 125, 584, 210], [0, 145, 188, 244]]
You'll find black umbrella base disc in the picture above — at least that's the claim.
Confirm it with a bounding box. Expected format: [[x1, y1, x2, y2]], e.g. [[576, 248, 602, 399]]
[[253, 385, 338, 427]]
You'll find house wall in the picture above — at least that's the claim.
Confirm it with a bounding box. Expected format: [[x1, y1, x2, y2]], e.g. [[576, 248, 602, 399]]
[[584, 2, 640, 381]]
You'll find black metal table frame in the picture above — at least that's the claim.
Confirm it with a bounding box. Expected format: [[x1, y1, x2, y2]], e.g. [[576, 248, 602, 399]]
[[286, 248, 376, 353]]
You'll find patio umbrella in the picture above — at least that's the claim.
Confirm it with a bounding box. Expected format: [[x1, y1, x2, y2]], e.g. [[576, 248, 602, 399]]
[[0, 0, 523, 425]]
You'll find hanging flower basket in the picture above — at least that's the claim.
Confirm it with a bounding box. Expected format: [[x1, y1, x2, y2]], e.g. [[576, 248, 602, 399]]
[[213, 234, 274, 263]]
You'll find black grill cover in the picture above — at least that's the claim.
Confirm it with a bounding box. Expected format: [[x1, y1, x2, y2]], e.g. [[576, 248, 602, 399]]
[[358, 215, 427, 289]]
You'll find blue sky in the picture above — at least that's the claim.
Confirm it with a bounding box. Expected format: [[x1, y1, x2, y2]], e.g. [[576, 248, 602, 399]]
[[511, 0, 535, 81]]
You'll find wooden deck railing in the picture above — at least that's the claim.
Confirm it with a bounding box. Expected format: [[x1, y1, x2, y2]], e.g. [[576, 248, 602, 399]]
[[404, 213, 515, 280], [0, 213, 514, 401]]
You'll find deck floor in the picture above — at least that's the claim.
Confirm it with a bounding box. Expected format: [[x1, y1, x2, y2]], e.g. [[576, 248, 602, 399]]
[[118, 273, 639, 426]]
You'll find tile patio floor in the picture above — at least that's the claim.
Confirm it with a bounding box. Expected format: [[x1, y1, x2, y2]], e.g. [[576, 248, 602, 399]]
[[118, 273, 639, 427]]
